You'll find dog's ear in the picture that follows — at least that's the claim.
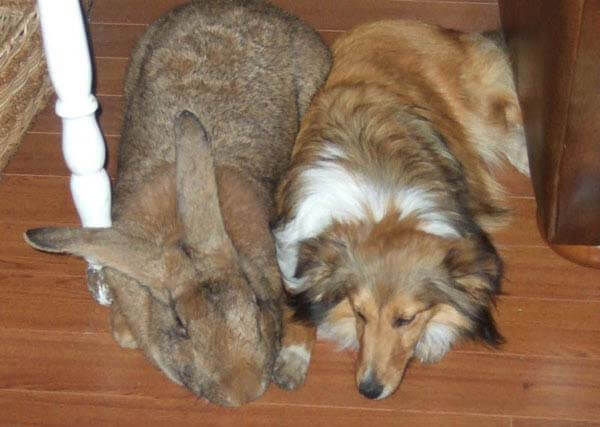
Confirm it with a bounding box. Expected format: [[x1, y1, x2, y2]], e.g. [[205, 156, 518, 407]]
[[24, 227, 195, 303], [442, 233, 504, 346], [290, 233, 352, 325], [293, 234, 348, 281], [471, 305, 504, 346]]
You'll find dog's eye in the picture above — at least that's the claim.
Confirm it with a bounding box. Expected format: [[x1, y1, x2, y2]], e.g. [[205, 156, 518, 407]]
[[356, 311, 367, 323], [393, 315, 415, 328]]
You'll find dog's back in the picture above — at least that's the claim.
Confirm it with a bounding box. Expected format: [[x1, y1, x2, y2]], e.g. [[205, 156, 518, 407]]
[[295, 20, 527, 229]]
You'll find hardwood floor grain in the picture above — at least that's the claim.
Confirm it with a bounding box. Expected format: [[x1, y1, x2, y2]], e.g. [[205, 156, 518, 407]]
[[0, 390, 512, 427], [512, 418, 600, 427], [89, 23, 145, 58], [3, 0, 600, 425], [0, 273, 104, 333], [501, 246, 600, 300], [88, 23, 343, 59], [3, 133, 119, 177], [90, 0, 500, 31], [0, 222, 85, 276], [0, 176, 78, 224], [1, 330, 599, 420], [28, 95, 123, 136], [2, 265, 599, 363]]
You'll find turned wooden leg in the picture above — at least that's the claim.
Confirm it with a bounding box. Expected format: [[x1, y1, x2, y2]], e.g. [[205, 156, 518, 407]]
[[37, 0, 113, 305]]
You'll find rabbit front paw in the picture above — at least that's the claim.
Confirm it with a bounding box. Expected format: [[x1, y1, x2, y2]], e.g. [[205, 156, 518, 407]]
[[112, 325, 138, 349], [110, 312, 138, 349], [272, 344, 311, 390], [110, 303, 138, 349]]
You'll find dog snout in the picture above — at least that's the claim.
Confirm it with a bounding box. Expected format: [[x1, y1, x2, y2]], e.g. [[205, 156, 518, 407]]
[[358, 374, 384, 399]]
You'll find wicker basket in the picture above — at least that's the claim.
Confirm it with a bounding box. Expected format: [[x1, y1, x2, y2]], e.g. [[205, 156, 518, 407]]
[[0, 0, 53, 172]]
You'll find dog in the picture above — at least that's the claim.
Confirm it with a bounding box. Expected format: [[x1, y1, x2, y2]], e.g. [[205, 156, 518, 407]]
[[270, 20, 529, 400]]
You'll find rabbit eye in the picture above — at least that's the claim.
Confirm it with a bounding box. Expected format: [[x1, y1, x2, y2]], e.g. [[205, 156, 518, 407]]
[[177, 240, 194, 258], [172, 310, 190, 340]]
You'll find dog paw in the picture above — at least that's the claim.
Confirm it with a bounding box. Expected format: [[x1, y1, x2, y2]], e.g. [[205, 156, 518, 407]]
[[272, 345, 311, 390], [86, 264, 113, 306]]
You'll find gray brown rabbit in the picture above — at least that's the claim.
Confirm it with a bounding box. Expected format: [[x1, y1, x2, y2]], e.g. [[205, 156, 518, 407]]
[[24, 0, 330, 406]]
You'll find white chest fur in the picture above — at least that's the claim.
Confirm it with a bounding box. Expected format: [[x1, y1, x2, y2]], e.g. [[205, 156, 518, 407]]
[[274, 143, 459, 292]]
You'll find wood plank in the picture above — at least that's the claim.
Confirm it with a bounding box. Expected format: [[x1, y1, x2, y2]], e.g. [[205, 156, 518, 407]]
[[28, 95, 123, 136], [95, 57, 128, 96], [500, 246, 600, 301], [0, 329, 181, 397], [0, 222, 85, 276], [90, 0, 500, 32], [89, 23, 145, 58], [89, 23, 342, 59], [271, 345, 600, 421], [0, 176, 78, 225], [270, 0, 500, 32], [513, 418, 600, 427], [2, 268, 598, 360], [0, 390, 510, 427], [0, 272, 104, 333], [3, 133, 119, 178], [90, 0, 186, 24], [0, 331, 598, 420], [464, 297, 600, 359], [493, 197, 544, 247]]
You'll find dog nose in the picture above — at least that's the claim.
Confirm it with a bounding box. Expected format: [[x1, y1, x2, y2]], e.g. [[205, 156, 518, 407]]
[[358, 377, 384, 399]]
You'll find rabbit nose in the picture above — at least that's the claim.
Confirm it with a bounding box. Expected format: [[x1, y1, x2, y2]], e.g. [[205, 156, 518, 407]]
[[220, 367, 268, 407]]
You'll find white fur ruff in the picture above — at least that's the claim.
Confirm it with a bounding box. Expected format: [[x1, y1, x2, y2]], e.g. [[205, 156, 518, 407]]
[[414, 322, 459, 363], [274, 143, 459, 292], [317, 318, 359, 351]]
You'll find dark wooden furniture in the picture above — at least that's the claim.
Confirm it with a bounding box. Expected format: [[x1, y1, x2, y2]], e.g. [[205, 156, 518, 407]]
[[499, 0, 600, 265]]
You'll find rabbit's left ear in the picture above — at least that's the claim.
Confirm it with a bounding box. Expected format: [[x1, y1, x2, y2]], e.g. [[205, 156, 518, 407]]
[[174, 110, 238, 265], [24, 227, 195, 302]]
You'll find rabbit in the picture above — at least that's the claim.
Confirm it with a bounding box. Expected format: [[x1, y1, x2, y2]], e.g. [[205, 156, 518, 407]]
[[24, 0, 331, 407]]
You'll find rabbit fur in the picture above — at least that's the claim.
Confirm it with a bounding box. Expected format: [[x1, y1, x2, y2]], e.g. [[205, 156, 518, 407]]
[[24, 0, 330, 407]]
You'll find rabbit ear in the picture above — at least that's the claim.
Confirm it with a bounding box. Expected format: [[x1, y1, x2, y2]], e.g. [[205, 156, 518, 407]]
[[175, 111, 236, 260], [24, 227, 194, 298]]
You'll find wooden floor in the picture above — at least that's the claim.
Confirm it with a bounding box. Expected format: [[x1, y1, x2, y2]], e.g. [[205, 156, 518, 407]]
[[2, 0, 600, 425]]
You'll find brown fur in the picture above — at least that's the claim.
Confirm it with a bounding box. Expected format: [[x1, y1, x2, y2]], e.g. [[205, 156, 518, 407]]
[[24, 0, 330, 406], [272, 20, 528, 399]]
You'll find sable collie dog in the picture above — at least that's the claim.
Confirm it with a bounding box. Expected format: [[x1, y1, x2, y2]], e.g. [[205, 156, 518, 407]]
[[271, 20, 529, 400]]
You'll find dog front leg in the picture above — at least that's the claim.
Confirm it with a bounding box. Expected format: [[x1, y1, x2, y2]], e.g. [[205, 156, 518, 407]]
[[272, 305, 316, 390]]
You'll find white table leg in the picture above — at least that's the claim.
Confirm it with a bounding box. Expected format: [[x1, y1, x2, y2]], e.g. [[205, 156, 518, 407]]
[[37, 0, 113, 305]]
